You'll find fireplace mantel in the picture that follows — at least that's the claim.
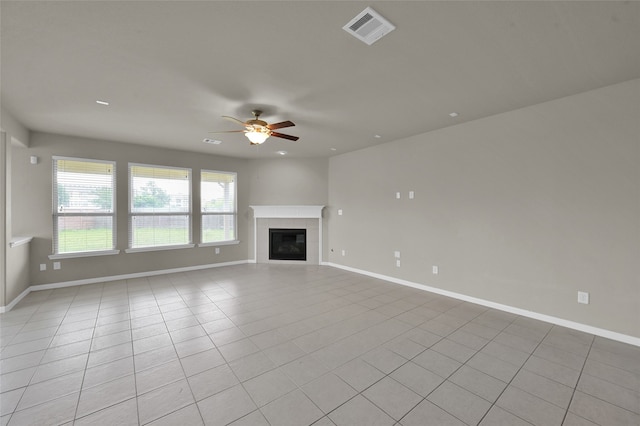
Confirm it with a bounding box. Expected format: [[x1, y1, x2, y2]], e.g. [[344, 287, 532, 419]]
[[250, 205, 324, 219], [250, 205, 325, 264]]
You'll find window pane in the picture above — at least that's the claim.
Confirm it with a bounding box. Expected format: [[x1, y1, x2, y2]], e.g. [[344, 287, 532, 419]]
[[201, 170, 236, 243], [130, 215, 190, 248], [56, 216, 113, 254], [201, 171, 235, 213], [202, 214, 236, 243], [55, 159, 114, 213], [53, 157, 116, 254], [131, 165, 190, 214]]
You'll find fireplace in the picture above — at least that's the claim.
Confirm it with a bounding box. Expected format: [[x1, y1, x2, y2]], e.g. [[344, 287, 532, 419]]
[[250, 205, 324, 264], [269, 229, 306, 261]]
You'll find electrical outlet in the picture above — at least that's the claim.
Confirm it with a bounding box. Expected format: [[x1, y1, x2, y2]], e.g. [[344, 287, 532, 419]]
[[394, 251, 400, 258], [53, 262, 61, 270], [40, 263, 47, 271], [338, 209, 343, 216], [578, 291, 589, 304], [396, 192, 401, 199], [396, 259, 401, 267], [215, 247, 220, 254], [409, 191, 415, 199], [432, 265, 439, 275], [341, 249, 346, 256]]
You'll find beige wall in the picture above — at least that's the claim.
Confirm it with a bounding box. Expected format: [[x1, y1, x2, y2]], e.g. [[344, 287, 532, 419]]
[[246, 158, 329, 261], [12, 132, 251, 286], [328, 80, 640, 338]]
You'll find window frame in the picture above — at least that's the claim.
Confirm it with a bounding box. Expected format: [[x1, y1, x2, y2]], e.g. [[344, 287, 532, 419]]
[[199, 169, 238, 246], [125, 163, 194, 253], [50, 156, 119, 259]]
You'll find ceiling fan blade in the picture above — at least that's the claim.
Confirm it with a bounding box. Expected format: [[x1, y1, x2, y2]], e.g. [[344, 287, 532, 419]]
[[222, 116, 248, 126], [267, 120, 295, 130], [271, 132, 299, 141], [209, 130, 246, 134]]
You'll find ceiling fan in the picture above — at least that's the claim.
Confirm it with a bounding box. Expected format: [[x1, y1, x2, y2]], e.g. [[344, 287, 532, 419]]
[[211, 110, 299, 145]]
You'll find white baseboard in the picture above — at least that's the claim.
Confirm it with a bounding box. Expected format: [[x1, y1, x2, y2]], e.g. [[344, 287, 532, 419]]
[[3, 260, 638, 347], [0, 287, 31, 313], [327, 262, 640, 347]]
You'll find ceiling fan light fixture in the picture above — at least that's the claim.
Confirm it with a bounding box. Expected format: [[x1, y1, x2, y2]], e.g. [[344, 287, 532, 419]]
[[245, 128, 270, 144]]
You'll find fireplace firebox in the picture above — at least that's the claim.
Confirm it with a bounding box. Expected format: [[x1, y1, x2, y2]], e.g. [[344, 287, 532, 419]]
[[269, 228, 307, 261]]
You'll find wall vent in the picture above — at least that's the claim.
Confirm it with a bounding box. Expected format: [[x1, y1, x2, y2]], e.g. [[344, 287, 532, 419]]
[[343, 7, 395, 46]]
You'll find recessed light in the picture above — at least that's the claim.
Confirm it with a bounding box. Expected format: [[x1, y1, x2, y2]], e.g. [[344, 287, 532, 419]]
[[330, 148, 337, 151], [449, 112, 459, 117], [203, 138, 222, 145], [374, 134, 381, 138], [276, 150, 287, 156], [96, 100, 110, 106]]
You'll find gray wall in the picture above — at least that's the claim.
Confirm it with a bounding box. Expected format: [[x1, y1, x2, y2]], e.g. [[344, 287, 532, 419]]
[[328, 80, 639, 338], [12, 132, 251, 286], [246, 158, 329, 261]]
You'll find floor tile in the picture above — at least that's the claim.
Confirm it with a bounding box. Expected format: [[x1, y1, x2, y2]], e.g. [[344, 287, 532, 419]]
[[137, 379, 195, 424], [2, 264, 639, 426], [7, 392, 79, 426], [261, 389, 324, 426], [363, 376, 422, 420], [74, 397, 138, 426], [135, 359, 186, 395], [329, 395, 395, 426], [229, 351, 276, 382], [466, 351, 519, 383], [16, 371, 83, 411], [496, 385, 566, 425], [449, 364, 507, 403], [522, 355, 580, 388], [569, 390, 640, 425], [361, 347, 407, 374], [263, 341, 306, 366], [400, 399, 466, 426], [334, 357, 385, 392], [188, 363, 239, 401], [576, 373, 640, 414], [228, 409, 269, 426], [427, 380, 492, 425], [412, 349, 461, 378], [478, 405, 532, 425], [31, 354, 89, 384], [197, 384, 256, 425], [146, 403, 203, 426], [244, 368, 297, 407], [134, 345, 178, 372], [179, 347, 225, 377], [0, 388, 24, 417], [76, 374, 136, 418], [511, 369, 573, 409], [218, 338, 260, 362], [302, 373, 358, 413]]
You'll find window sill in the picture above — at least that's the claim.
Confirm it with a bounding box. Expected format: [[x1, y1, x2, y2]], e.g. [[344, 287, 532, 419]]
[[10, 236, 33, 248], [125, 244, 195, 254], [198, 240, 240, 248], [49, 250, 120, 260]]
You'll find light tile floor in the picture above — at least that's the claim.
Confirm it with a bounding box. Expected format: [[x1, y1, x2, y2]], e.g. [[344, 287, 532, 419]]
[[1, 264, 638, 426]]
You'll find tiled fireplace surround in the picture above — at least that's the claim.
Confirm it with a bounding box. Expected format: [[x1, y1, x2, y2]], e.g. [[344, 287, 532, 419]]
[[250, 206, 324, 265]]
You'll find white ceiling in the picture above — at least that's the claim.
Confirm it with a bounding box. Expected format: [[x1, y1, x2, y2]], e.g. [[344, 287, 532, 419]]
[[1, 1, 639, 159]]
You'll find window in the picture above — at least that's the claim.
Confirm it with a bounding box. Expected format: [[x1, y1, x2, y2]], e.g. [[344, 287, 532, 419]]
[[52, 157, 116, 255], [201, 170, 237, 244], [129, 164, 192, 250]]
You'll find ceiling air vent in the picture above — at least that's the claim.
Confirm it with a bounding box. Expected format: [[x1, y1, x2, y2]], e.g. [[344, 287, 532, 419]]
[[343, 7, 395, 46]]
